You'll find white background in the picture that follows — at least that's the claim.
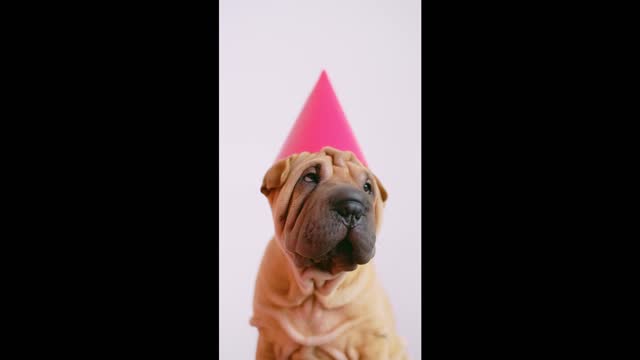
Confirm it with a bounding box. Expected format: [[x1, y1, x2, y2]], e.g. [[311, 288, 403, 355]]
[[220, 0, 421, 358]]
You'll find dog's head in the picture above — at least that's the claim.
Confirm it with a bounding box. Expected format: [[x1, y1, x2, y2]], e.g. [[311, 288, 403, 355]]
[[261, 147, 388, 275]]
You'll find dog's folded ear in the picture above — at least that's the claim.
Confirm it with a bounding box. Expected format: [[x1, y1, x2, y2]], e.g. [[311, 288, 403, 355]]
[[260, 156, 294, 197], [373, 175, 388, 203]]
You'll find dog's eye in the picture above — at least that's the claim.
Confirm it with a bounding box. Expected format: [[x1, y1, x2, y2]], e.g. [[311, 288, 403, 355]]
[[303, 173, 319, 183], [364, 181, 372, 194]]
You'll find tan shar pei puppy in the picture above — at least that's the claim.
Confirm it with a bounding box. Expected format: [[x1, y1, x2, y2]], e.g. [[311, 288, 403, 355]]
[[250, 147, 409, 360]]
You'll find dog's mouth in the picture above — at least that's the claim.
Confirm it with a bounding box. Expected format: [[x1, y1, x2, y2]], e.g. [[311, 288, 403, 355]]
[[292, 239, 359, 275]]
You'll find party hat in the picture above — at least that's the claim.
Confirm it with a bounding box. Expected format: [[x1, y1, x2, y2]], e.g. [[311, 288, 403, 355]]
[[276, 70, 367, 167]]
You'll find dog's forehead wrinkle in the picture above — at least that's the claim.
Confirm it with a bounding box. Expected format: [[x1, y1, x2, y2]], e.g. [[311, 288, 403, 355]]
[[321, 147, 355, 168]]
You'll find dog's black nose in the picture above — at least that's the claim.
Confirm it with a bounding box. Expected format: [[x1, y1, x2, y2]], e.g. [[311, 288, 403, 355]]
[[336, 200, 365, 225]]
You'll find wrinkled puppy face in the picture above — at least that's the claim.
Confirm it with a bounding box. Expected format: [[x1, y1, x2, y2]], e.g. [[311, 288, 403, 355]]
[[261, 147, 388, 275]]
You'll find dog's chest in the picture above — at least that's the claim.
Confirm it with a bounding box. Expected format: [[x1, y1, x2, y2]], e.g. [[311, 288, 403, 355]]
[[288, 295, 347, 336]]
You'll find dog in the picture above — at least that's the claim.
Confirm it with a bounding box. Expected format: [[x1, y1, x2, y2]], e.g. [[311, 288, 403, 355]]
[[250, 147, 408, 359]]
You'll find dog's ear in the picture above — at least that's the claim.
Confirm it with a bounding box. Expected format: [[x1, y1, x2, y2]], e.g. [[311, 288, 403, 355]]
[[260, 157, 293, 197], [373, 174, 388, 203]]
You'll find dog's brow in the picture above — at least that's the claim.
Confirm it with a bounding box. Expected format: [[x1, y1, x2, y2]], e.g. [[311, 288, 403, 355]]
[[343, 162, 366, 182], [359, 171, 371, 184]]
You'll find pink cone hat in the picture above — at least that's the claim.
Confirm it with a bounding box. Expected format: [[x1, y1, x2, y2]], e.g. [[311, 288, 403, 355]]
[[276, 70, 367, 167]]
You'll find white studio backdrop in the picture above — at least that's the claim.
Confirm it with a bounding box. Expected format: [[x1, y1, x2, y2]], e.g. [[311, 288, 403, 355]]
[[220, 1, 421, 358]]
